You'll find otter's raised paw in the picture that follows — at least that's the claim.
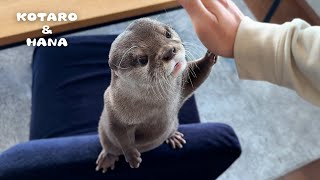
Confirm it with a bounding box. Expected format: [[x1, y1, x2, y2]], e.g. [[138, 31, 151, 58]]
[[204, 50, 218, 65], [95, 150, 119, 173], [124, 148, 142, 168], [166, 131, 186, 149]]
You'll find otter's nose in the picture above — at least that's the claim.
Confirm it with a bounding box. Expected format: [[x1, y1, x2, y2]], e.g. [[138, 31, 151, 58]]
[[162, 47, 176, 61]]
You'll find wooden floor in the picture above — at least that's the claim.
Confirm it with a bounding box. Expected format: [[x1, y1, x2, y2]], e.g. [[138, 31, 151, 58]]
[[0, 0, 179, 47]]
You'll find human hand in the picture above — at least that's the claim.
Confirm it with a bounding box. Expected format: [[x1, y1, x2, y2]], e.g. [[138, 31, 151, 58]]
[[177, 0, 244, 58]]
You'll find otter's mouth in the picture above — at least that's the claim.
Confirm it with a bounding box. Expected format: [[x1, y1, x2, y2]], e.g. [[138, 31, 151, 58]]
[[170, 60, 186, 77], [166, 50, 186, 77], [174, 62, 182, 70]]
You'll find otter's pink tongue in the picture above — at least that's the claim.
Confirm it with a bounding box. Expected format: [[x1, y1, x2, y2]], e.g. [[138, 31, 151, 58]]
[[172, 62, 182, 75]]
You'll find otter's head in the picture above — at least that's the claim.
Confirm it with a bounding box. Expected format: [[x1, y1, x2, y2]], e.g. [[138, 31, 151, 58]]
[[108, 18, 186, 86]]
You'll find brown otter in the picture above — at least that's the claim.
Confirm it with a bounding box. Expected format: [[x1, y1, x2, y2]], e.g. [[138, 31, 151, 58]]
[[96, 18, 217, 172]]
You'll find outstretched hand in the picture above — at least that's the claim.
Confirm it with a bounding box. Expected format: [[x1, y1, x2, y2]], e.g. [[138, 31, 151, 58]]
[[177, 0, 244, 58]]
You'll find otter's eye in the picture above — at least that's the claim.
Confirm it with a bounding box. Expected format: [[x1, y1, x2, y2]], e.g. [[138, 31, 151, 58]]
[[138, 56, 148, 66], [165, 31, 172, 38]]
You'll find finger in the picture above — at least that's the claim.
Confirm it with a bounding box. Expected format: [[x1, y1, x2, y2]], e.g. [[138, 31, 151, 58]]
[[170, 139, 176, 149], [177, 0, 217, 22], [177, 0, 203, 16], [135, 163, 140, 168], [176, 131, 184, 137], [173, 138, 183, 148], [96, 152, 103, 164], [165, 139, 169, 144], [228, 0, 245, 18], [102, 168, 107, 173], [95, 165, 100, 171], [96, 155, 107, 166], [219, 0, 229, 7], [175, 135, 186, 144], [202, 0, 228, 20], [111, 164, 115, 170], [137, 157, 142, 163]]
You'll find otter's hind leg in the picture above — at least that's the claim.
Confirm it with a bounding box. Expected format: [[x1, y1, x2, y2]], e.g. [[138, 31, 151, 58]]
[[96, 123, 120, 173], [96, 149, 119, 173], [165, 131, 186, 149]]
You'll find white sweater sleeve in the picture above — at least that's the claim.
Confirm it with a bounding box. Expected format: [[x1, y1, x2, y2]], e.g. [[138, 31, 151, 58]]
[[234, 17, 320, 106]]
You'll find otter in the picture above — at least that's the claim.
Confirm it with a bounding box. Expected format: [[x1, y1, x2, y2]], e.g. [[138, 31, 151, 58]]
[[96, 18, 217, 172]]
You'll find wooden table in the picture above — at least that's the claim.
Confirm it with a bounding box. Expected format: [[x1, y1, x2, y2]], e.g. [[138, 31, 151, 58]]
[[0, 0, 179, 47]]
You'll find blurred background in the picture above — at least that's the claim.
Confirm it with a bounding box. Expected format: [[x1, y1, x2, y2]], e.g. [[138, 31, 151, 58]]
[[0, 0, 319, 179]]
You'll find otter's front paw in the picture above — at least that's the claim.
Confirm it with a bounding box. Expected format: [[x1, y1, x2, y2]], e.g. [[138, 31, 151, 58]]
[[204, 50, 218, 66], [124, 148, 142, 168], [165, 131, 186, 149], [95, 150, 119, 173]]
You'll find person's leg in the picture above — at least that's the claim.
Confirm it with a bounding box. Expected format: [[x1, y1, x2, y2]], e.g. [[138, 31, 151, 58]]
[[30, 35, 200, 140], [2, 123, 241, 180], [30, 35, 117, 139]]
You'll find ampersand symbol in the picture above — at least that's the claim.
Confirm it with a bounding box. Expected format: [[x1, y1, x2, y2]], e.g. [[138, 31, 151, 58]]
[[42, 25, 52, 34]]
